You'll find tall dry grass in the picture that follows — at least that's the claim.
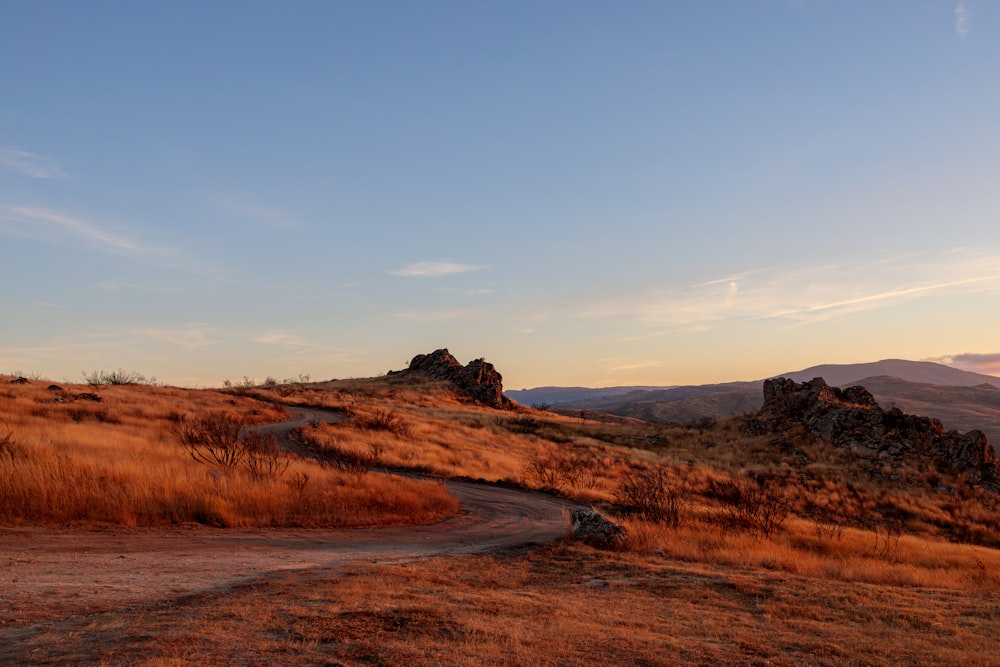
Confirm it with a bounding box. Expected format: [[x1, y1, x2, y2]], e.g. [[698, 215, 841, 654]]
[[0, 377, 457, 528]]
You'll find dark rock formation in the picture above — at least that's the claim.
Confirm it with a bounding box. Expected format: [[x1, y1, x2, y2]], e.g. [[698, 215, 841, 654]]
[[75, 392, 102, 403], [753, 377, 998, 489], [47, 384, 64, 392], [10, 377, 29, 384], [571, 509, 626, 549], [403, 348, 513, 410]]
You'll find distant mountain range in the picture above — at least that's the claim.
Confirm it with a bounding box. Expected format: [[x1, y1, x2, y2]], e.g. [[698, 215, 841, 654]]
[[503, 385, 676, 407], [507, 359, 1000, 444]]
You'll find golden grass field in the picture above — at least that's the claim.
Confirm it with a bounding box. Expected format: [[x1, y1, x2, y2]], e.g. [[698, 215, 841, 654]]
[[0, 377, 457, 528], [2, 371, 999, 665]]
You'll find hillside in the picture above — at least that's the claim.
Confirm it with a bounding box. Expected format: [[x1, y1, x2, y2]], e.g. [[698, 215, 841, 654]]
[[505, 385, 674, 406], [4, 354, 1000, 665], [522, 360, 1000, 444], [780, 359, 1000, 388]]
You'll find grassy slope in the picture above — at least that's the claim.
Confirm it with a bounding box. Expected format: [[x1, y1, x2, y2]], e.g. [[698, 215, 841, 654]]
[[3, 371, 1000, 665], [0, 377, 457, 528]]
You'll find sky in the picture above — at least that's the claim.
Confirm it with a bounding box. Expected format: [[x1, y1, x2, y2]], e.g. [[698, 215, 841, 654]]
[[2, 1, 1000, 389]]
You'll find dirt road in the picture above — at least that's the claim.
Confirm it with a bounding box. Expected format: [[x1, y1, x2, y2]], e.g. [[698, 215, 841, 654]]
[[0, 407, 573, 626]]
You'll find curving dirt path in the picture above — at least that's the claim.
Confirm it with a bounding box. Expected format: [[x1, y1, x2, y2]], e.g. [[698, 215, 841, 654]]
[[0, 407, 575, 627]]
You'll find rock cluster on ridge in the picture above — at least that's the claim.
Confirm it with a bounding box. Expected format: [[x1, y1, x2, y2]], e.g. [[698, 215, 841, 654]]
[[401, 348, 514, 410], [749, 377, 998, 490]]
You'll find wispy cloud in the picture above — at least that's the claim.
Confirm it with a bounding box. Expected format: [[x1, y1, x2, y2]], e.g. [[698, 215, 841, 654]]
[[252, 331, 311, 347], [132, 325, 217, 349], [389, 261, 484, 277], [250, 331, 366, 364], [927, 352, 1000, 377], [567, 249, 1000, 335], [0, 205, 155, 257], [762, 276, 996, 321], [955, 1, 970, 38], [0, 334, 132, 376], [599, 358, 664, 374], [0, 147, 67, 179]]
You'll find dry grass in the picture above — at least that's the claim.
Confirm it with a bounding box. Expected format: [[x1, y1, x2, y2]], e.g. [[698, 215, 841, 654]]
[[4, 371, 1000, 664], [253, 376, 1000, 546], [0, 377, 457, 528], [5, 543, 999, 666]]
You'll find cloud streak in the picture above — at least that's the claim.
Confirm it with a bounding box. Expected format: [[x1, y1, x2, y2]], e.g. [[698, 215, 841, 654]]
[[955, 1, 970, 38], [252, 331, 312, 347], [0, 147, 67, 179], [132, 325, 217, 349], [927, 352, 1000, 377], [389, 261, 484, 277], [763, 276, 996, 321], [0, 205, 151, 256], [566, 249, 1000, 335]]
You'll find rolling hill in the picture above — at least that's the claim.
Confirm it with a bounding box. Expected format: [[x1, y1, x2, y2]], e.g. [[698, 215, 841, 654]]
[[512, 359, 1000, 444]]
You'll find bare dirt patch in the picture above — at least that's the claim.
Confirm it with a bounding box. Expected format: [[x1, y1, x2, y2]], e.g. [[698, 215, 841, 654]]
[[0, 480, 572, 630]]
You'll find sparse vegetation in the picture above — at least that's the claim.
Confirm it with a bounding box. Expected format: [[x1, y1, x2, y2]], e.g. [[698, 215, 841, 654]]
[[82, 368, 158, 386], [3, 370, 1000, 665], [616, 465, 683, 527], [709, 473, 791, 537], [0, 376, 457, 528]]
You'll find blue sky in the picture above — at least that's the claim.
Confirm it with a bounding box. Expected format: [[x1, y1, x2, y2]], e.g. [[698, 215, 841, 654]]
[[2, 1, 999, 388]]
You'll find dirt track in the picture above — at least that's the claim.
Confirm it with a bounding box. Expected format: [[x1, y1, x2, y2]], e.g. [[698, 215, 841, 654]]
[[0, 407, 574, 627]]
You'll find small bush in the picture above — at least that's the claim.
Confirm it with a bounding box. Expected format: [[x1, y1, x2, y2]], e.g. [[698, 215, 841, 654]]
[[522, 448, 599, 493], [804, 501, 846, 543], [243, 430, 290, 480], [616, 466, 683, 528], [356, 410, 412, 437], [325, 441, 384, 480], [710, 474, 790, 537], [82, 369, 157, 386], [173, 412, 253, 468]]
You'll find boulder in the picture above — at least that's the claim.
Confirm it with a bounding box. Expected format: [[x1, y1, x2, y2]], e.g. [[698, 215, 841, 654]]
[[755, 377, 999, 489], [404, 348, 513, 410], [571, 509, 626, 549]]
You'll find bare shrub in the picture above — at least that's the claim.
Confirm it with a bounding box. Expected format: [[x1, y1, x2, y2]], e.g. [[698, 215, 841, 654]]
[[223, 377, 257, 396], [243, 430, 290, 479], [522, 448, 599, 493], [871, 516, 905, 562], [325, 441, 385, 480], [82, 369, 157, 387], [616, 466, 683, 528], [286, 471, 310, 493], [173, 412, 251, 468], [356, 409, 411, 437], [710, 474, 790, 537], [804, 501, 846, 543], [508, 416, 542, 434]]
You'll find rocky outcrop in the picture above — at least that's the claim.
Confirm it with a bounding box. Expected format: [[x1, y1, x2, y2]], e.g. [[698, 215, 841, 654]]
[[752, 377, 998, 489], [403, 348, 513, 410], [571, 509, 626, 549]]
